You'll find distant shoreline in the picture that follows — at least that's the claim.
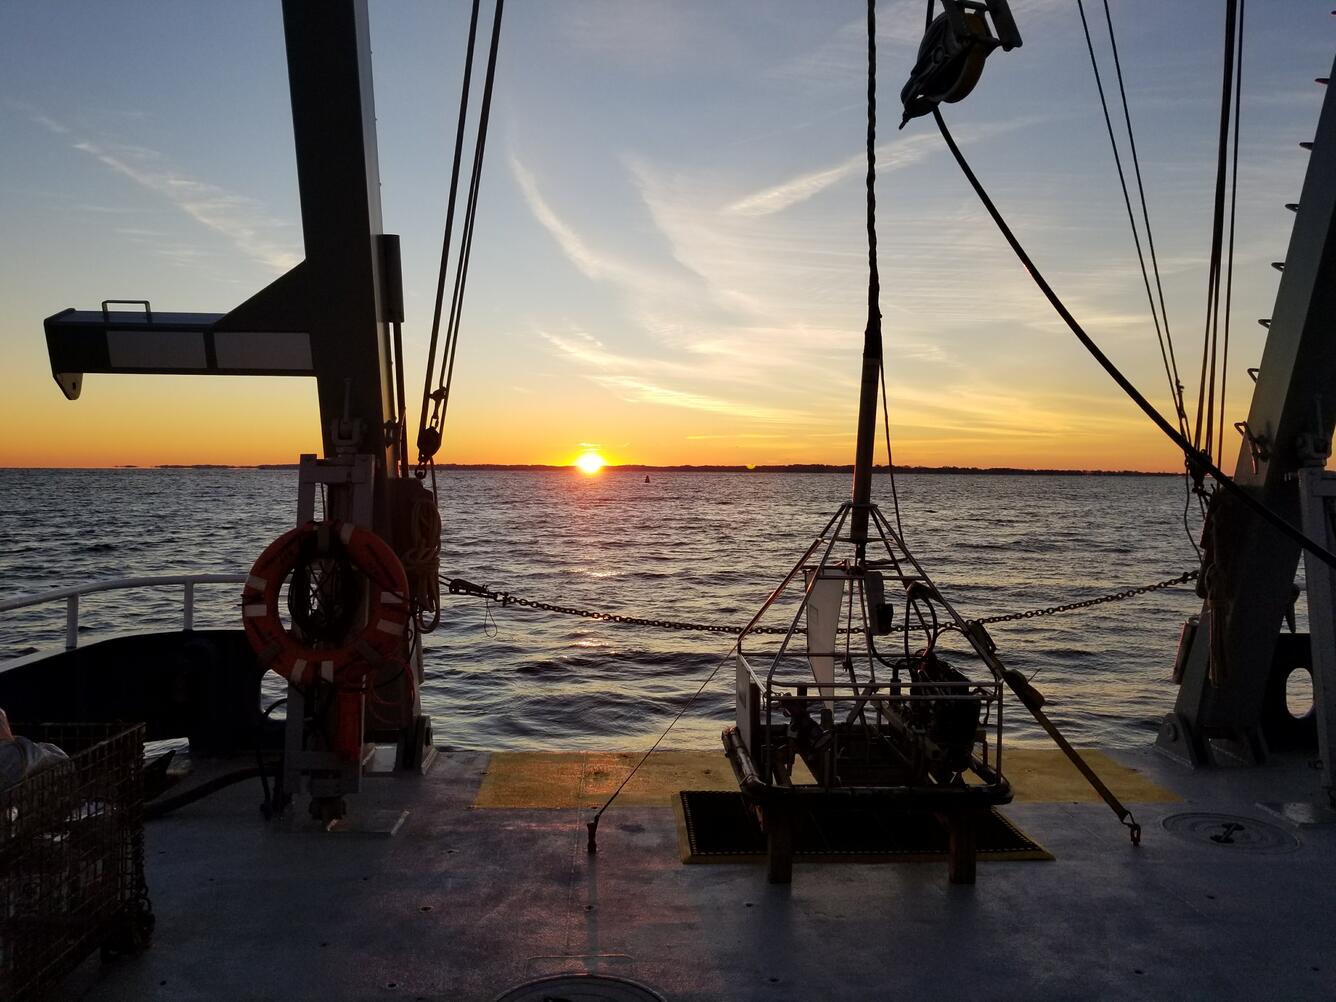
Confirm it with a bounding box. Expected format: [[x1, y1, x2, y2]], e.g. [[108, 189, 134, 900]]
[[14, 462, 1183, 477], [442, 463, 1178, 476]]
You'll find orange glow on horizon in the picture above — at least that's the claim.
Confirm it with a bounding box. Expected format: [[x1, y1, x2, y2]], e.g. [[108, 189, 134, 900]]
[[0, 371, 1194, 474]]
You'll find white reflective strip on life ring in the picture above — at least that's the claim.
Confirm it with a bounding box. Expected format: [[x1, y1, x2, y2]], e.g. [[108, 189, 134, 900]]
[[375, 619, 406, 637], [339, 523, 355, 545], [380, 591, 404, 605], [246, 574, 268, 591], [242, 604, 268, 617], [291, 658, 307, 679], [320, 661, 335, 683]]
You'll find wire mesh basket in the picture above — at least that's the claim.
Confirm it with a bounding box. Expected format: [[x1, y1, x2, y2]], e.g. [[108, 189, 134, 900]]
[[1, 722, 153, 1001]]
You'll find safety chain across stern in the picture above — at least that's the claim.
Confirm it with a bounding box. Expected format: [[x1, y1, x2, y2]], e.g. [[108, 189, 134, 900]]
[[441, 569, 1199, 635]]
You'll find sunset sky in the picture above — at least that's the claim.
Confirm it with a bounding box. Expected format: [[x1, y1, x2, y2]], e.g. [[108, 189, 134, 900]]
[[0, 1, 1330, 470]]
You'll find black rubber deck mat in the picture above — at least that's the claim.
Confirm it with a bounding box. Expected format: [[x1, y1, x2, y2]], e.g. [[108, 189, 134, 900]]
[[675, 790, 1052, 864]]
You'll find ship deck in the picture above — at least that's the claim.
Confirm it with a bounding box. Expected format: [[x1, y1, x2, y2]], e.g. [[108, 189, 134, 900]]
[[67, 745, 1336, 1001]]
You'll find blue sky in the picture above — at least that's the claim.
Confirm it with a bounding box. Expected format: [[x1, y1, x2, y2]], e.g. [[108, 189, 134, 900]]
[[1, 1, 1331, 468]]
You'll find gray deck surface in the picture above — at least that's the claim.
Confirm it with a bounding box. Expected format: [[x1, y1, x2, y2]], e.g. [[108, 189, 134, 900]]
[[68, 747, 1336, 1001]]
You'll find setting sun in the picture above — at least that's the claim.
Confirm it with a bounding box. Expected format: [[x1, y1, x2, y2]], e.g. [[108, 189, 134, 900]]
[[574, 452, 606, 475]]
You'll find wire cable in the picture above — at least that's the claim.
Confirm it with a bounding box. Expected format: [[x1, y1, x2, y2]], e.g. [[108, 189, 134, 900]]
[[584, 647, 732, 854], [878, 360, 905, 542], [1086, 0, 1199, 556], [1077, 0, 1184, 435], [931, 108, 1336, 571], [1218, 0, 1245, 468], [434, 0, 505, 440], [1194, 0, 1242, 459], [1100, 0, 1185, 427], [417, 0, 482, 469]]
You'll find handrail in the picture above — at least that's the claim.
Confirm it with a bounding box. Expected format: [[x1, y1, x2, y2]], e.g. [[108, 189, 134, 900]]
[[0, 573, 246, 652]]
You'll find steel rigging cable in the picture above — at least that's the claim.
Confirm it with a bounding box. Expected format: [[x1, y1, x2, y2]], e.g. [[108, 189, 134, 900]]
[[416, 0, 505, 474], [1076, 0, 1203, 557], [1193, 0, 1243, 464], [1076, 0, 1185, 437], [929, 108, 1336, 571], [1217, 0, 1245, 469]]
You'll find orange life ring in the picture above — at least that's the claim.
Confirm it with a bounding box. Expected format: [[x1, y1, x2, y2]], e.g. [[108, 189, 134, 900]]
[[241, 520, 410, 687]]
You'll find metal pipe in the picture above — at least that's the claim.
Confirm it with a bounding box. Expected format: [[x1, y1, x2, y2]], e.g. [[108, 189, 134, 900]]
[[184, 581, 195, 631], [850, 351, 881, 546], [0, 573, 246, 613]]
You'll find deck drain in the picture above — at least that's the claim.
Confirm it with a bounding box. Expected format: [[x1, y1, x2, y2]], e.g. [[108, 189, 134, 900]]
[[1162, 813, 1300, 854], [494, 973, 665, 1002]]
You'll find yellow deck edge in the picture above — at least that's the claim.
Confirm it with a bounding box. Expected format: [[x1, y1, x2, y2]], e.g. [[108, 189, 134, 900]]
[[470, 748, 1180, 809]]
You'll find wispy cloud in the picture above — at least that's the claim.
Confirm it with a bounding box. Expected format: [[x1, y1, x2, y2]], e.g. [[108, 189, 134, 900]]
[[70, 139, 299, 273], [510, 157, 608, 281], [557, 0, 737, 73], [13, 101, 299, 274], [537, 328, 659, 372], [728, 118, 1043, 218], [590, 374, 810, 423]]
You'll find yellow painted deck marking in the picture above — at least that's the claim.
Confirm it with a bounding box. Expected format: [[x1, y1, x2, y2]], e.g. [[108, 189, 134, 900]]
[[1004, 748, 1179, 803], [471, 748, 1178, 809]]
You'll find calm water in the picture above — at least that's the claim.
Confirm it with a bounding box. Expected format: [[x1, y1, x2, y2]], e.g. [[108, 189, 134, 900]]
[[0, 468, 1209, 750]]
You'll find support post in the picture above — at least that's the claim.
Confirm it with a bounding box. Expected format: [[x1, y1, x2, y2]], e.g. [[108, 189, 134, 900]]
[[1162, 58, 1336, 765]]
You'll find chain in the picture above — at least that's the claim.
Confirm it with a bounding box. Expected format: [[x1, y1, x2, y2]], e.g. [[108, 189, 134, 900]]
[[442, 569, 1199, 636], [442, 577, 820, 635], [975, 570, 1198, 625]]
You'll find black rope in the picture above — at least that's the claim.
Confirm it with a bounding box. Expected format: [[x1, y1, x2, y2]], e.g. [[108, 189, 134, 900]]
[[1077, 0, 1184, 436], [1218, 0, 1245, 469], [417, 0, 482, 470], [585, 648, 732, 854], [879, 360, 905, 542], [866, 0, 903, 543], [1194, 0, 1242, 459], [931, 108, 1336, 572], [1100, 0, 1185, 429], [864, 0, 881, 363], [437, 0, 505, 427]]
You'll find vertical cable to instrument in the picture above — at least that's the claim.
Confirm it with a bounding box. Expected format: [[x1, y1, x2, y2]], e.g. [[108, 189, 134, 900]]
[[850, 0, 883, 555], [1217, 0, 1245, 469], [880, 361, 905, 542], [865, 0, 879, 364]]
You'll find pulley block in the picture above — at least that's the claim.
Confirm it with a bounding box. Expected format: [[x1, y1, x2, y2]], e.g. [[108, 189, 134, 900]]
[[899, 0, 1022, 127]]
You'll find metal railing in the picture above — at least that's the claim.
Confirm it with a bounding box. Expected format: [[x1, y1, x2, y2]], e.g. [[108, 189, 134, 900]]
[[0, 574, 246, 653]]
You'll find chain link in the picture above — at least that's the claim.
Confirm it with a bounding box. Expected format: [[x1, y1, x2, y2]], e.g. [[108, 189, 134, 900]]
[[442, 569, 1199, 636], [976, 570, 1198, 625]]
